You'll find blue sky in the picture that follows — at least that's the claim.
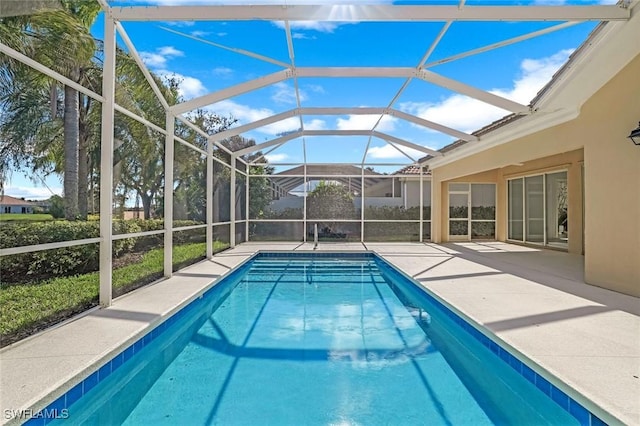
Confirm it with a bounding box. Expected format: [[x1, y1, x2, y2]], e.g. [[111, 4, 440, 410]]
[[5, 0, 613, 199]]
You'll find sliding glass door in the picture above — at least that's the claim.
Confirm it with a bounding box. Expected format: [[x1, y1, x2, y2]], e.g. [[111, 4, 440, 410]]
[[507, 171, 568, 249]]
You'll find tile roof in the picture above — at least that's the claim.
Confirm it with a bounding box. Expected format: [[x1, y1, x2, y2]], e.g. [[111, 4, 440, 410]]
[[394, 165, 431, 175], [0, 195, 35, 206]]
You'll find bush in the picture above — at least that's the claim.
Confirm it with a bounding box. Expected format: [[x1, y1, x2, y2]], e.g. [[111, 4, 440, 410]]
[[0, 219, 203, 284], [48, 195, 65, 219]]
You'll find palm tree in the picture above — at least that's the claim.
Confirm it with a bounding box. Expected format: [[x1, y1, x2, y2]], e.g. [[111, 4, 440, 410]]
[[0, 1, 100, 220]]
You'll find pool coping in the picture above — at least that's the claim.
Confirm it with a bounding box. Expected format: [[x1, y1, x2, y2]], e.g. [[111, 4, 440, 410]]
[[1, 243, 637, 425]]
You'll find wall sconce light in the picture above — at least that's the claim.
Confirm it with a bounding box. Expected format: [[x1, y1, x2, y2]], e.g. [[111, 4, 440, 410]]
[[628, 122, 640, 146]]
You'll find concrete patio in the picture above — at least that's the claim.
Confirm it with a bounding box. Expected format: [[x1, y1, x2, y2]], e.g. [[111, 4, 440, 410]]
[[1, 242, 638, 425]]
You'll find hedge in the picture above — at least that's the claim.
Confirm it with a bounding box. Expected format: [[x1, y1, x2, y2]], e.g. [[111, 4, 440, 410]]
[[0, 219, 204, 284]]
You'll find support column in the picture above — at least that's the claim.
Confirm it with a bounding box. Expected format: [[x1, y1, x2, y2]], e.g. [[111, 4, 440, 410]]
[[99, 16, 116, 307], [431, 170, 442, 243], [230, 158, 236, 248], [302, 163, 307, 242], [245, 168, 250, 242], [568, 161, 584, 255], [360, 167, 365, 242], [419, 166, 424, 243], [164, 114, 175, 276], [206, 140, 213, 259]]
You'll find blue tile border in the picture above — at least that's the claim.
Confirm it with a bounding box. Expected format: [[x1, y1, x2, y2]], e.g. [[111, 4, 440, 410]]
[[371, 253, 610, 426], [26, 251, 609, 426]]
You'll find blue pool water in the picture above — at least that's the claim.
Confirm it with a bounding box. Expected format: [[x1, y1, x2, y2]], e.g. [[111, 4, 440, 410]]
[[44, 253, 600, 425]]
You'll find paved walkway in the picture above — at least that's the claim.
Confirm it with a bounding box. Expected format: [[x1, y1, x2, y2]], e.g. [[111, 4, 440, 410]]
[[1, 242, 638, 425]]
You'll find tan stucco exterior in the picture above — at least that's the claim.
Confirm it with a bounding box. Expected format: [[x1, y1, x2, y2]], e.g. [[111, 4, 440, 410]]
[[429, 53, 640, 296]]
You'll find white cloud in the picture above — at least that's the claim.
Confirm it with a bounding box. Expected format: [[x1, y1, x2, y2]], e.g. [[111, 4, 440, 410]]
[[292, 32, 316, 40], [367, 144, 427, 160], [190, 30, 211, 37], [163, 20, 195, 27], [271, 82, 308, 105], [336, 114, 397, 132], [156, 70, 207, 99], [217, 32, 228, 37], [212, 66, 234, 78], [305, 84, 325, 94], [304, 119, 326, 131], [274, 20, 343, 33], [4, 186, 62, 200], [208, 99, 272, 123], [264, 153, 289, 162], [139, 52, 167, 68], [157, 46, 184, 57], [140, 46, 184, 68], [399, 49, 573, 134]]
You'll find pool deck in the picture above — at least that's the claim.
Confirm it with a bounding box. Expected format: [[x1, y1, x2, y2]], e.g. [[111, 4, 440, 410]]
[[1, 242, 638, 425]]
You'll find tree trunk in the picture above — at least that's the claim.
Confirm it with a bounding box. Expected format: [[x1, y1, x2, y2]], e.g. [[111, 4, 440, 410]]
[[141, 193, 152, 220], [77, 95, 90, 220], [63, 83, 79, 220], [78, 136, 88, 220]]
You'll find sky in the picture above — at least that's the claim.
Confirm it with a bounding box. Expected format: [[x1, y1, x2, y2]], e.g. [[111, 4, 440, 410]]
[[4, 0, 615, 199]]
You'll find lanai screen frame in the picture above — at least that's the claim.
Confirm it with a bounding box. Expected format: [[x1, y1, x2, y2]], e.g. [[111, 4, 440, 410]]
[[0, 1, 632, 308]]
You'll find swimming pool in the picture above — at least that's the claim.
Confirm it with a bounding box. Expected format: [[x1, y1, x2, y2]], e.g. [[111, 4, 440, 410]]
[[35, 252, 603, 425]]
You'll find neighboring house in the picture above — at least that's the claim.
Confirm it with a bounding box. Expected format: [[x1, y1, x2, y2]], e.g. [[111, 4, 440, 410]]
[[393, 165, 432, 210], [0, 195, 35, 214], [266, 164, 430, 212]]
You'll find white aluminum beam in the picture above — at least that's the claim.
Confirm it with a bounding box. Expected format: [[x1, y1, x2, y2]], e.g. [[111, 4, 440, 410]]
[[300, 107, 386, 115], [170, 69, 292, 115], [111, 5, 630, 22], [0, 238, 101, 257], [210, 110, 298, 141], [176, 115, 235, 156], [417, 69, 530, 114], [304, 130, 366, 137], [422, 21, 579, 69], [230, 165, 236, 247], [419, 21, 452, 67], [384, 140, 419, 162], [389, 109, 478, 141], [115, 22, 170, 111], [99, 16, 116, 308], [159, 26, 291, 68], [174, 135, 207, 156], [206, 140, 213, 259], [249, 142, 286, 164], [164, 114, 175, 278], [233, 132, 301, 157], [0, 42, 104, 103], [295, 67, 414, 78], [234, 129, 442, 157], [113, 104, 167, 136], [372, 131, 442, 157]]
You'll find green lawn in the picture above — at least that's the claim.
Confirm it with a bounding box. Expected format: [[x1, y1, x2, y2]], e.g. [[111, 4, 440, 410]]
[[0, 213, 54, 222], [0, 240, 229, 347]]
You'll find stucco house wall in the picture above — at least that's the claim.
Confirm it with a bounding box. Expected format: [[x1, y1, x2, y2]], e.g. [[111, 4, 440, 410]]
[[428, 53, 640, 296]]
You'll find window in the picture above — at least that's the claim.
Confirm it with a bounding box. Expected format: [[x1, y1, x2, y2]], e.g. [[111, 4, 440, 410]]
[[448, 183, 496, 240]]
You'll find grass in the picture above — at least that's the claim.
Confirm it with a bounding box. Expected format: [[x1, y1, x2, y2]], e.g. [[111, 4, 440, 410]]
[[0, 213, 54, 222], [0, 241, 229, 347]]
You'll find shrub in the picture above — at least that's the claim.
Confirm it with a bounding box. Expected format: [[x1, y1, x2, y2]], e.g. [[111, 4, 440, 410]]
[[0, 219, 203, 284]]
